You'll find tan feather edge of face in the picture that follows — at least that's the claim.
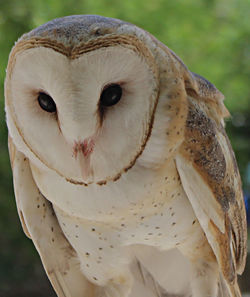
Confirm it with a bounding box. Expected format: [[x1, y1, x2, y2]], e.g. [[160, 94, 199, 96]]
[[5, 34, 160, 186]]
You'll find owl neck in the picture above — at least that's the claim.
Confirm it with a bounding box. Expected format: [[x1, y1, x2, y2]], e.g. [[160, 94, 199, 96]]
[[29, 157, 180, 223]]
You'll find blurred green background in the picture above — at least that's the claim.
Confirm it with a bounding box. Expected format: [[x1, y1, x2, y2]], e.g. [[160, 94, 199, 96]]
[[0, 0, 249, 296]]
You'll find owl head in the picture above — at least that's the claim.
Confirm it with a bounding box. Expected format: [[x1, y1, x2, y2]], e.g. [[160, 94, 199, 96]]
[[5, 15, 225, 185]]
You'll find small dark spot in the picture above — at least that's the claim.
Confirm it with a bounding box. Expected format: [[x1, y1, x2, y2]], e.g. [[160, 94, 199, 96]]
[[110, 245, 114, 248], [97, 180, 107, 185], [99, 247, 103, 250], [140, 216, 144, 220], [174, 234, 177, 238], [154, 204, 158, 208], [192, 220, 196, 225], [75, 235, 79, 238], [121, 224, 125, 227], [113, 173, 121, 182], [51, 227, 54, 232], [75, 225, 78, 228], [86, 264, 89, 267], [66, 177, 88, 186], [171, 212, 175, 216], [43, 203, 45, 207], [93, 27, 101, 35], [52, 238, 54, 242], [155, 226, 160, 229], [172, 222, 176, 226], [92, 228, 96, 232], [85, 252, 90, 256], [93, 277, 98, 281], [148, 233, 153, 235], [37, 205, 40, 208]]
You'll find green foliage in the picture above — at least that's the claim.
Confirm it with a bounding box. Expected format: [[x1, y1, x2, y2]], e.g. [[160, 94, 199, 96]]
[[0, 0, 249, 295]]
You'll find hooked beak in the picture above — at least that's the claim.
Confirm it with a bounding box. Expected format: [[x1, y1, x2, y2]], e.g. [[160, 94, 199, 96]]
[[73, 138, 95, 181]]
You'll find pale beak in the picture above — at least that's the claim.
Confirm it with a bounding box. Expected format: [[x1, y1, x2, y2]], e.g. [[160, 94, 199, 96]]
[[73, 138, 95, 181]]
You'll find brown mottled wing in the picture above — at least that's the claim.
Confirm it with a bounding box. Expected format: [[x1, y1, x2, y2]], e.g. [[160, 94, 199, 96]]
[[175, 74, 247, 287], [9, 137, 95, 297]]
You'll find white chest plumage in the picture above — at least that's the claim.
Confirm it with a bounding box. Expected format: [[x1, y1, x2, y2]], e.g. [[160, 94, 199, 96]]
[[30, 157, 205, 287]]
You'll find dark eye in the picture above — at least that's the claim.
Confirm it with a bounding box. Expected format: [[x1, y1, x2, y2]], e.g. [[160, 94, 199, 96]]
[[38, 92, 56, 113], [100, 84, 122, 107]]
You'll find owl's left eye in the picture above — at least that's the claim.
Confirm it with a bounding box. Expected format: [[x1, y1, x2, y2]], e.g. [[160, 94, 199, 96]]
[[38, 92, 56, 113]]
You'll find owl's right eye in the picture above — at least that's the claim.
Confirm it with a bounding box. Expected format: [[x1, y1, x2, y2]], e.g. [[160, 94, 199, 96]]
[[100, 84, 122, 107], [38, 92, 56, 113]]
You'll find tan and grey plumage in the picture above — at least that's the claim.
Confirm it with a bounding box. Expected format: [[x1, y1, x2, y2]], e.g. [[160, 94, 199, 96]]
[[5, 15, 247, 297]]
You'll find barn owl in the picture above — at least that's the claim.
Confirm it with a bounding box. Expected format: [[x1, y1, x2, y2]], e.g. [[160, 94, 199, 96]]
[[5, 15, 247, 297]]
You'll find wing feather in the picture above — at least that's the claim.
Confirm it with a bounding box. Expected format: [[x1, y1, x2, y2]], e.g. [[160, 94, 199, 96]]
[[175, 95, 247, 287], [9, 137, 95, 297]]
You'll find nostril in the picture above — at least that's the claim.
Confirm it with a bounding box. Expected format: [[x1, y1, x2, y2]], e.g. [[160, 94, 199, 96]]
[[73, 138, 95, 158], [81, 138, 95, 157]]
